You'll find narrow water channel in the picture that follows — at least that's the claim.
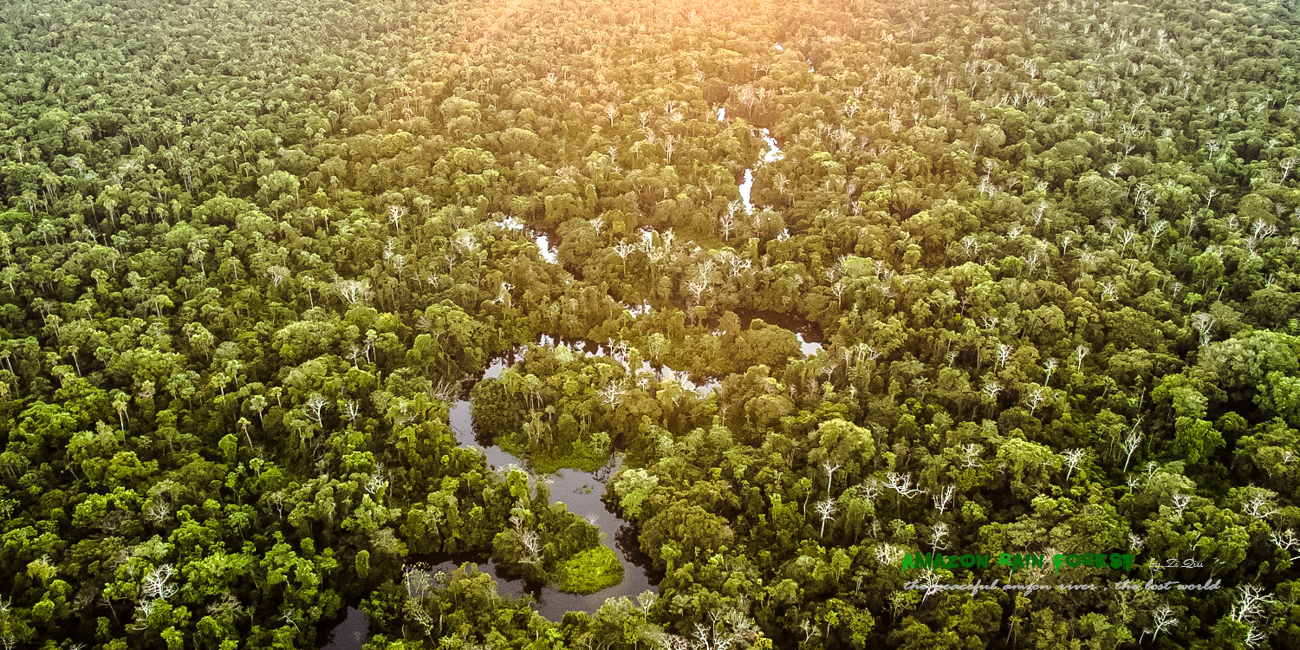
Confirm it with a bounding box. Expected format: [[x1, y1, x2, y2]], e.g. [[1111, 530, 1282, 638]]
[[319, 608, 367, 650], [732, 308, 824, 347], [320, 339, 663, 647], [321, 312, 824, 645], [739, 169, 755, 212], [533, 232, 558, 264], [738, 129, 782, 214], [412, 373, 662, 621]]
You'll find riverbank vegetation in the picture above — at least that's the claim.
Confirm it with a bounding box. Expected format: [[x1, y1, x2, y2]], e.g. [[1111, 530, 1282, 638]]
[[558, 546, 624, 595], [3, 0, 1300, 648]]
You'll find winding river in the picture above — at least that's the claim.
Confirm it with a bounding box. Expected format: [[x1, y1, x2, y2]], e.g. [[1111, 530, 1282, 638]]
[[320, 311, 823, 647], [738, 128, 783, 213], [318, 341, 663, 647]]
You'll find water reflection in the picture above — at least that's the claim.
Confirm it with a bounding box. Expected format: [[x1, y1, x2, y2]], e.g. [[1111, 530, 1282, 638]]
[[737, 131, 782, 215], [319, 607, 367, 650], [324, 328, 768, 644], [739, 168, 755, 212], [534, 232, 558, 263], [449, 398, 520, 472], [797, 333, 822, 357], [732, 308, 824, 349], [760, 128, 783, 163], [439, 340, 663, 621], [409, 437, 661, 621]]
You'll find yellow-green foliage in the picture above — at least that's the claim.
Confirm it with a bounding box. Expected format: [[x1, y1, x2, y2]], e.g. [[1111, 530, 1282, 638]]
[[557, 546, 624, 595]]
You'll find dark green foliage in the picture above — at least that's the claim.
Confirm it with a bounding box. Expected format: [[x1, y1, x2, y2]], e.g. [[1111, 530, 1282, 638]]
[[3, 0, 1300, 648]]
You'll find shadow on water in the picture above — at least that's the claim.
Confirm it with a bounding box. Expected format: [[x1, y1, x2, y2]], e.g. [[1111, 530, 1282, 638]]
[[441, 402, 663, 620], [732, 308, 824, 343], [726, 308, 825, 357], [446, 340, 665, 619], [322, 336, 671, 646], [319, 607, 367, 650]]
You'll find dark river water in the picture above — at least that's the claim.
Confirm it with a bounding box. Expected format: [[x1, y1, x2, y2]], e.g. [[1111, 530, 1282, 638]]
[[318, 342, 662, 647], [321, 312, 824, 646], [731, 308, 826, 356], [434, 397, 662, 620]]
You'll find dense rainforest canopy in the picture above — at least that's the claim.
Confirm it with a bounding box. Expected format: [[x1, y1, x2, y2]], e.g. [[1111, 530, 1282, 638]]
[[2, 0, 1300, 648]]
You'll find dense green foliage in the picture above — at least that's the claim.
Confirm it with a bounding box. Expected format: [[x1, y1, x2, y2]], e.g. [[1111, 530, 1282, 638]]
[[4, 0, 1300, 648], [557, 547, 624, 595], [472, 348, 624, 475]]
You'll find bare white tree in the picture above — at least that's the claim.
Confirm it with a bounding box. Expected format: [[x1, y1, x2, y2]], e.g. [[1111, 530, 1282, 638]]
[[1129, 532, 1145, 552], [1100, 281, 1118, 302], [932, 485, 956, 514], [142, 564, 178, 601], [875, 543, 904, 566], [1245, 624, 1268, 648], [145, 499, 171, 524], [1230, 585, 1275, 624], [1119, 228, 1138, 256], [304, 393, 328, 425], [885, 472, 924, 497], [997, 343, 1014, 368], [913, 569, 943, 602], [855, 477, 883, 503], [685, 277, 708, 308], [612, 241, 634, 274], [1025, 387, 1046, 415], [332, 278, 372, 305], [453, 230, 478, 255], [1192, 312, 1217, 347], [719, 201, 740, 241], [982, 380, 1002, 401], [1122, 427, 1143, 472], [1149, 603, 1179, 642], [341, 398, 361, 422], [597, 383, 625, 409], [1061, 449, 1085, 481], [1075, 344, 1090, 371], [823, 461, 841, 491], [930, 521, 950, 551], [815, 499, 838, 536], [1281, 156, 1297, 182], [1244, 492, 1279, 520], [519, 529, 542, 565], [1170, 492, 1192, 517], [1247, 219, 1279, 258], [387, 205, 407, 231], [1147, 220, 1168, 253], [831, 280, 846, 307], [1271, 529, 1300, 561]]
